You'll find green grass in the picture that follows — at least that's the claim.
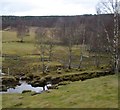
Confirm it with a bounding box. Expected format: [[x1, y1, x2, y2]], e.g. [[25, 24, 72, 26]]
[[1, 29, 119, 109], [2, 30, 36, 56], [2, 31, 18, 42], [2, 29, 113, 76], [2, 42, 35, 55], [2, 29, 35, 42], [2, 74, 118, 108]]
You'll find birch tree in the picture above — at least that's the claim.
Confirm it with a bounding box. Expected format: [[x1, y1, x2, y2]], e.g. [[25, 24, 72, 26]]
[[96, 0, 119, 73], [66, 22, 78, 69], [94, 10, 102, 68], [35, 28, 47, 74], [46, 28, 56, 61], [58, 21, 76, 69], [77, 24, 86, 69]]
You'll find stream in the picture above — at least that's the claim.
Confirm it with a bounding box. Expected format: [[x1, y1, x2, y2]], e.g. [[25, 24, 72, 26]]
[[1, 80, 52, 94]]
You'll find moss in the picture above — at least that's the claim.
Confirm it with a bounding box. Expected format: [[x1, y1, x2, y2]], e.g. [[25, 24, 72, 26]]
[[1, 85, 7, 92], [2, 76, 19, 86], [21, 76, 31, 81], [30, 77, 47, 88], [58, 81, 70, 86], [64, 68, 71, 72], [26, 73, 34, 80], [31, 82, 40, 87], [51, 77, 63, 84], [44, 75, 52, 80], [56, 69, 62, 74], [71, 76, 80, 81], [33, 75, 41, 80], [14, 76, 19, 81]]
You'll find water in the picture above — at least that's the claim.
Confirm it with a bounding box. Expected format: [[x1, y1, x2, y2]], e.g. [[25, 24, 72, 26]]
[[1, 81, 52, 94]]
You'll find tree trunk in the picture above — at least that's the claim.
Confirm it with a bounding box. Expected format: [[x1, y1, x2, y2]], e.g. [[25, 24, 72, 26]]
[[96, 14, 100, 68], [113, 1, 119, 74], [78, 53, 83, 69], [49, 44, 53, 61], [40, 54, 44, 73], [68, 44, 72, 69], [94, 53, 100, 68], [78, 28, 85, 69], [41, 45, 45, 74]]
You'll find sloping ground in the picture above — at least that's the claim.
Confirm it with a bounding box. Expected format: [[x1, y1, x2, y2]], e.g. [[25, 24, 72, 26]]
[[2, 74, 118, 108]]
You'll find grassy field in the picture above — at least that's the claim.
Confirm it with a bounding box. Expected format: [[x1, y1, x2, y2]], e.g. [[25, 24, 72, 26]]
[[2, 29, 112, 74], [2, 74, 118, 108], [1, 29, 119, 109], [3, 42, 35, 55]]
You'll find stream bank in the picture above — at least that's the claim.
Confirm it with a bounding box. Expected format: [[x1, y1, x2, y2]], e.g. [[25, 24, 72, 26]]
[[1, 70, 115, 93]]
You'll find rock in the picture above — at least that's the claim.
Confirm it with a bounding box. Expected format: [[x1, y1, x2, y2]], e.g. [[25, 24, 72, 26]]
[[47, 85, 58, 89], [22, 90, 32, 93]]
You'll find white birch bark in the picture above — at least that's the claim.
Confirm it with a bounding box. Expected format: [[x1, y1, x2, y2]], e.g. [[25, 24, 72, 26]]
[[96, 0, 119, 73]]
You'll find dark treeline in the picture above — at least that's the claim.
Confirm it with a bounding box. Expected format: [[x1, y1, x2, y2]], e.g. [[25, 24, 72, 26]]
[[1, 14, 115, 28]]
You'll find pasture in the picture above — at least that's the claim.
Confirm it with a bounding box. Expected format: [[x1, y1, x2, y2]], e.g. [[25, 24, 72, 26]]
[[1, 28, 119, 109]]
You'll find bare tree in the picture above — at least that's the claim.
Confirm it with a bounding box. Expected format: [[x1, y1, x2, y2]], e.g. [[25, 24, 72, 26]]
[[35, 28, 47, 74], [94, 10, 102, 68], [46, 28, 57, 61], [58, 21, 76, 69], [16, 19, 29, 42], [96, 0, 119, 73], [66, 22, 77, 69], [77, 23, 86, 69]]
